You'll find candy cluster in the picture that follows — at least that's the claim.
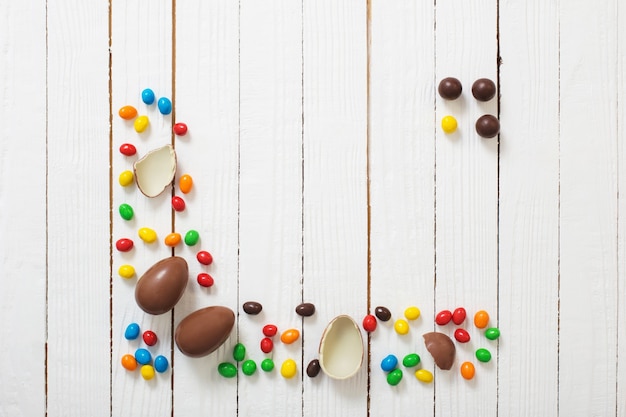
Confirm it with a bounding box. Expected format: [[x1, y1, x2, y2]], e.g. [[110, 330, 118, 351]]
[[120, 323, 169, 380]]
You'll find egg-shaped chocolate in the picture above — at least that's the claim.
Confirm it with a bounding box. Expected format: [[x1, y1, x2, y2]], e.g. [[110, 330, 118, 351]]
[[175, 306, 235, 357], [135, 256, 188, 315], [318, 315, 364, 379]]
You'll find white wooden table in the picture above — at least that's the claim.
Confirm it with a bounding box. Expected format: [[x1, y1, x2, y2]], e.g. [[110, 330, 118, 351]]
[[1, 0, 624, 415]]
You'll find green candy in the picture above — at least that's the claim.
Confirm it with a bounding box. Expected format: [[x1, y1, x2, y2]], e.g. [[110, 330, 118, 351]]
[[476, 348, 492, 363], [118, 203, 134, 220], [261, 358, 275, 372], [386, 368, 403, 386], [402, 353, 420, 368], [218, 362, 237, 378], [233, 343, 246, 362], [485, 327, 501, 340], [184, 229, 200, 246], [242, 360, 257, 376]]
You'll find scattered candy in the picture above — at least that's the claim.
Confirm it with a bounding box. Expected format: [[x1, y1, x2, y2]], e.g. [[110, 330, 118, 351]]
[[218, 362, 237, 378], [140, 364, 155, 380], [135, 256, 188, 315], [242, 359, 257, 376], [233, 343, 246, 362], [242, 301, 263, 315], [472, 78, 496, 102], [485, 327, 501, 340], [280, 358, 297, 378], [157, 97, 172, 115], [452, 307, 467, 325], [460, 361, 475, 380], [184, 230, 200, 246], [387, 369, 403, 386], [435, 310, 453, 325], [261, 358, 275, 372], [475, 348, 492, 363], [154, 355, 169, 373], [404, 306, 421, 321], [280, 329, 300, 344], [118, 170, 134, 187], [118, 203, 134, 220], [260, 337, 273, 353], [124, 323, 140, 340], [196, 273, 214, 287], [362, 314, 377, 332], [262, 324, 278, 337], [179, 174, 193, 194], [380, 354, 398, 372], [438, 77, 462, 100], [171, 196, 186, 212], [141, 88, 155, 105], [474, 310, 490, 329], [134, 115, 149, 133], [394, 319, 409, 335], [116, 238, 134, 252], [441, 115, 458, 133], [142, 330, 158, 346], [475, 115, 500, 138], [415, 369, 434, 383], [375, 306, 392, 322], [306, 359, 321, 378], [119, 143, 137, 156], [138, 227, 157, 244], [454, 328, 471, 343], [196, 250, 213, 265], [164, 232, 182, 247], [121, 354, 137, 371], [118, 264, 135, 279], [295, 302, 316, 317], [173, 123, 188, 136], [402, 353, 420, 368], [135, 348, 152, 365], [118, 105, 138, 120], [423, 332, 456, 370]]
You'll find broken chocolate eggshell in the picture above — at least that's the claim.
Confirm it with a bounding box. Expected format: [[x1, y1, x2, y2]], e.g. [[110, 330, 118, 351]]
[[135, 256, 188, 315], [133, 144, 177, 198], [175, 306, 236, 357], [318, 315, 364, 379], [423, 331, 456, 370]]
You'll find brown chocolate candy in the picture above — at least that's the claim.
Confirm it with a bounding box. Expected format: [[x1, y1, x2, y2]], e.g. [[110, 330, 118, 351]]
[[175, 306, 235, 357], [423, 332, 456, 370], [374, 306, 392, 322], [472, 78, 496, 102], [438, 77, 462, 100], [242, 301, 263, 315], [475, 114, 500, 138], [135, 256, 188, 315], [295, 302, 316, 317], [306, 359, 321, 378]]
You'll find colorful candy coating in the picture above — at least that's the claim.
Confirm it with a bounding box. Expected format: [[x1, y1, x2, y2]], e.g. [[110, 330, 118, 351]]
[[116, 238, 134, 252], [135, 348, 152, 365], [261, 358, 275, 372], [242, 360, 257, 376], [142, 330, 158, 346], [164, 232, 182, 247], [454, 328, 471, 343], [141, 88, 155, 105], [415, 369, 434, 383], [218, 362, 237, 378], [441, 115, 458, 133], [157, 97, 172, 115], [362, 314, 377, 332], [485, 327, 501, 340], [474, 310, 490, 329], [173, 123, 188, 136], [154, 355, 169, 373], [134, 115, 149, 133], [124, 323, 140, 340], [138, 227, 157, 243], [119, 143, 137, 156], [197, 273, 214, 288], [196, 250, 213, 265], [184, 230, 200, 246], [280, 329, 300, 344], [171, 196, 186, 212], [140, 365, 155, 380], [402, 353, 421, 368], [263, 324, 278, 337], [476, 348, 492, 363], [260, 337, 273, 353], [394, 319, 409, 335], [380, 354, 398, 372], [118, 170, 134, 187], [460, 361, 475, 380], [118, 203, 134, 220], [452, 307, 467, 325], [179, 174, 193, 194], [435, 310, 453, 325], [374, 306, 392, 322], [404, 306, 421, 320], [121, 354, 137, 371], [118, 105, 137, 120], [387, 369, 403, 386], [233, 343, 246, 362], [280, 358, 297, 378], [118, 264, 135, 279]]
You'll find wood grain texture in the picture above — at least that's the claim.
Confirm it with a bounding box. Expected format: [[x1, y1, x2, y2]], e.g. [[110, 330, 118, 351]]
[[0, 1, 47, 416], [498, 0, 560, 415], [618, 2, 626, 416]]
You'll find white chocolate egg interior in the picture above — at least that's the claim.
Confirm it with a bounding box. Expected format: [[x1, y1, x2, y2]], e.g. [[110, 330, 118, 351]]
[[319, 315, 363, 380], [134, 145, 177, 198]]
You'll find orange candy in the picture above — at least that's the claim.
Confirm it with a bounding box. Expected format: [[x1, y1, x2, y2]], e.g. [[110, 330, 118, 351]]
[[118, 105, 138, 120], [474, 310, 490, 329], [460, 361, 475, 380], [164, 232, 182, 247], [179, 174, 193, 194], [280, 328, 300, 344], [121, 354, 138, 371]]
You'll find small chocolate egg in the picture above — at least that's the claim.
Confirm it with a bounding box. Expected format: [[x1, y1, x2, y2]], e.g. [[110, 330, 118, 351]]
[[295, 302, 316, 317], [318, 315, 363, 380], [175, 306, 235, 357], [135, 256, 188, 315]]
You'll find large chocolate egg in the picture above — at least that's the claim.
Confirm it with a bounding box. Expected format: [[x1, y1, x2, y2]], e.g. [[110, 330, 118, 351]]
[[135, 256, 188, 315], [175, 306, 235, 357]]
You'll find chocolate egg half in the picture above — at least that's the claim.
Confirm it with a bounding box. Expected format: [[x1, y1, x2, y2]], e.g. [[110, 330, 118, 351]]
[[423, 331, 456, 370], [318, 315, 364, 379], [135, 256, 188, 315], [175, 306, 236, 357]]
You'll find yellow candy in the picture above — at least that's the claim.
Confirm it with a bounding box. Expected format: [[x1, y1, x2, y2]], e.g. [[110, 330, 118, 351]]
[[441, 115, 458, 133], [404, 306, 421, 321], [140, 365, 155, 380], [280, 358, 297, 379], [138, 227, 157, 244], [118, 170, 134, 187], [118, 264, 135, 279], [394, 319, 409, 335], [134, 115, 149, 133], [415, 369, 433, 383]]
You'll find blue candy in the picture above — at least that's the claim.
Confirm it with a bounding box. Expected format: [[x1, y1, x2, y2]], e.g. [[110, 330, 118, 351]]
[[380, 354, 398, 372], [157, 97, 172, 115], [135, 348, 152, 365], [154, 355, 169, 373], [141, 88, 155, 105], [124, 323, 140, 340]]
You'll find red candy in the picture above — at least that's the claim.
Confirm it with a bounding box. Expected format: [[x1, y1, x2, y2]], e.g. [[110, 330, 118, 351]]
[[173, 122, 188, 136], [172, 196, 186, 212], [197, 273, 214, 288], [362, 314, 377, 332], [260, 337, 273, 353], [263, 324, 278, 337], [452, 307, 467, 325], [142, 330, 158, 346], [454, 328, 471, 343], [115, 238, 134, 252], [119, 143, 137, 156], [196, 251, 213, 265], [435, 310, 453, 325]]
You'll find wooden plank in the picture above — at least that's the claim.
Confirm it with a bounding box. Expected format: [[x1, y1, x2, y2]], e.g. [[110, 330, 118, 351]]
[[368, 0, 436, 412], [46, 0, 111, 415], [498, 0, 560, 415], [434, 0, 499, 415], [172, 1, 239, 416], [237, 1, 304, 415], [618, 2, 626, 415], [559, 0, 618, 415], [0, 1, 47, 415], [110, 1, 174, 415], [302, 1, 368, 415]]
